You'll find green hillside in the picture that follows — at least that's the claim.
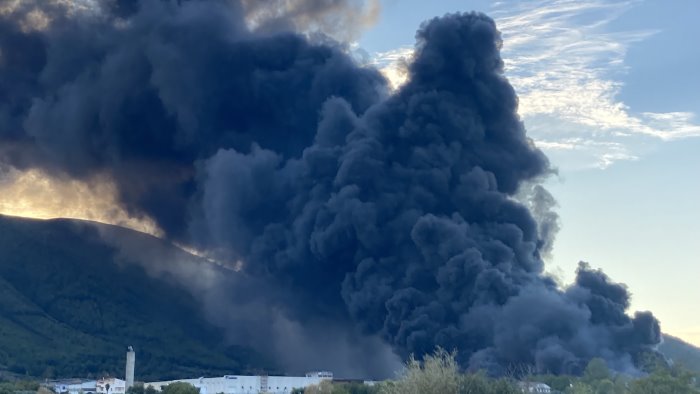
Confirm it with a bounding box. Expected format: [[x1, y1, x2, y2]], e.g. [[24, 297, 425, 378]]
[[659, 335, 700, 374], [0, 215, 269, 381]]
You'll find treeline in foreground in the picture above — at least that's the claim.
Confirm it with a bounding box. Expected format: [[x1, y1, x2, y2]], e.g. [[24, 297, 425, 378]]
[[298, 349, 700, 394]]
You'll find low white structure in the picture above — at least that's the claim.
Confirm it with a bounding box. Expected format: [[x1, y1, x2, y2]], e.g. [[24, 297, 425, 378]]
[[50, 379, 97, 394], [305, 372, 332, 379], [146, 372, 333, 394], [97, 378, 126, 394], [518, 381, 552, 393]]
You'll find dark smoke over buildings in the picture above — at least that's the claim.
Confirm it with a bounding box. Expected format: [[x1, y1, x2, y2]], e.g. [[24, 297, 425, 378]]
[[0, 0, 660, 376]]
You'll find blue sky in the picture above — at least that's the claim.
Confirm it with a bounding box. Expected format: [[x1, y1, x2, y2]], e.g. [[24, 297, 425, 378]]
[[359, 0, 700, 346]]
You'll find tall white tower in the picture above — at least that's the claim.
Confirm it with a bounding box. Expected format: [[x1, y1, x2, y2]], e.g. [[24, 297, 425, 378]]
[[125, 346, 135, 390]]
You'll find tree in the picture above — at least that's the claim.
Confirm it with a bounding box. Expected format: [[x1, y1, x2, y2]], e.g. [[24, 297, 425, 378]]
[[329, 383, 379, 394], [128, 384, 159, 394], [629, 369, 700, 394], [575, 357, 626, 394], [301, 381, 378, 394], [160, 382, 200, 394], [127, 384, 145, 394], [596, 379, 616, 394], [0, 380, 41, 394], [460, 373, 519, 394], [566, 382, 595, 394], [583, 358, 611, 383], [380, 348, 461, 394], [304, 381, 335, 394], [378, 348, 519, 394]]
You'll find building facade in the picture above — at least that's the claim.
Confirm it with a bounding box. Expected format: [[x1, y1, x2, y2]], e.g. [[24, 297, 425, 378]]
[[97, 378, 126, 394], [50, 379, 97, 394], [518, 382, 552, 393], [146, 372, 333, 394]]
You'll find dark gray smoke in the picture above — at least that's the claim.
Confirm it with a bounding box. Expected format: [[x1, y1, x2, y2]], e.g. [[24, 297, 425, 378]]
[[1, 0, 385, 236], [0, 0, 660, 376]]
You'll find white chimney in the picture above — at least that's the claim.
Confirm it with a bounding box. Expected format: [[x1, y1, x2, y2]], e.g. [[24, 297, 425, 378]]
[[125, 346, 135, 390]]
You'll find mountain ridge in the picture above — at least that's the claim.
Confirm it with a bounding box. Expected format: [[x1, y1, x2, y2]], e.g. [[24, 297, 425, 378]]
[[0, 214, 271, 381]]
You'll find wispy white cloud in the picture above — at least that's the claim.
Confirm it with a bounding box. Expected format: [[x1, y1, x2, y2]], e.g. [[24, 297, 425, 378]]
[[495, 0, 700, 141], [534, 137, 638, 169], [369, 0, 700, 169], [368, 45, 413, 90]]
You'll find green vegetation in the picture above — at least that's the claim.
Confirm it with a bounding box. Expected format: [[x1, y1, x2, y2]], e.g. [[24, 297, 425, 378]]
[[126, 383, 157, 394], [0, 215, 270, 380], [374, 349, 519, 394], [532, 358, 700, 394], [628, 367, 698, 394], [330, 383, 379, 394], [293, 381, 380, 394], [0, 380, 39, 394], [160, 382, 200, 394], [340, 349, 700, 394]]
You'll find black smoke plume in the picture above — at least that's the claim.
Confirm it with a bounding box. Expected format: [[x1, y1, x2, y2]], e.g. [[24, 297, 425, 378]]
[[0, 0, 660, 375]]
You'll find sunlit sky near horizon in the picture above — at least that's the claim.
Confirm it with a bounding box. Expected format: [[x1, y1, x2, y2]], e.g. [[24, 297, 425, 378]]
[[359, 0, 700, 346]]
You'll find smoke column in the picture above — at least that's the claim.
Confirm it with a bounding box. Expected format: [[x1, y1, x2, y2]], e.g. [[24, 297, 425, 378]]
[[0, 0, 660, 375]]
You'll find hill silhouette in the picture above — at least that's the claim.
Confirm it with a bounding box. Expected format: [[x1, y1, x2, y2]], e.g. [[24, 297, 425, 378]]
[[658, 335, 700, 373], [0, 215, 270, 381]]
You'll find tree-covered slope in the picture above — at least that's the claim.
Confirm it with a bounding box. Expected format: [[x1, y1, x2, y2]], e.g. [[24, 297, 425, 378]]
[[659, 335, 700, 373], [0, 215, 269, 381]]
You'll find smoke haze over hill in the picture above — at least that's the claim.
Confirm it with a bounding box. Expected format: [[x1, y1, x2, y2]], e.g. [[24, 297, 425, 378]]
[[0, 0, 661, 376]]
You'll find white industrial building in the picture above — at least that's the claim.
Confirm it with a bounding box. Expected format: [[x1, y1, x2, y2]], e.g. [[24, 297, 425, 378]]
[[97, 378, 127, 394], [145, 372, 333, 394], [50, 377, 125, 394], [49, 348, 335, 394], [50, 379, 97, 394]]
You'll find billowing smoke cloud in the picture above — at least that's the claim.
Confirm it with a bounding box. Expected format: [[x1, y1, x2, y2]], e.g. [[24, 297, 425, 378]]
[[242, 0, 380, 40], [1, 0, 385, 237], [0, 0, 660, 376]]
